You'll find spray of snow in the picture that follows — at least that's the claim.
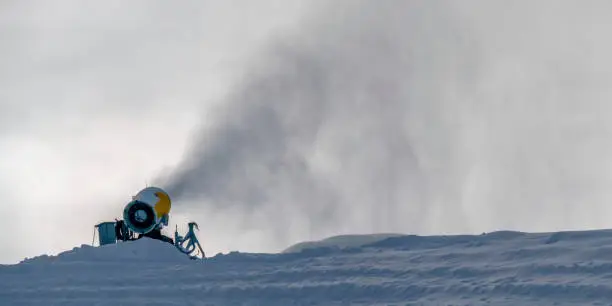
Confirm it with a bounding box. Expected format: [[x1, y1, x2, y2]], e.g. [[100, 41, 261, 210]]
[[159, 1, 612, 250]]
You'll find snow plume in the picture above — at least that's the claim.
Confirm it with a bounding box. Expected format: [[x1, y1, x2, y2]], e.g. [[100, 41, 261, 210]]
[[159, 1, 612, 249]]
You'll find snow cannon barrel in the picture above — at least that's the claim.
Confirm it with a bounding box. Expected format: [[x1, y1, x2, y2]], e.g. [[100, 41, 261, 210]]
[[123, 186, 172, 234]]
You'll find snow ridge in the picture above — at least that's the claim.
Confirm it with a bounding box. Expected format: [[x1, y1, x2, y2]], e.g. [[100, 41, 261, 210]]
[[3, 229, 612, 305]]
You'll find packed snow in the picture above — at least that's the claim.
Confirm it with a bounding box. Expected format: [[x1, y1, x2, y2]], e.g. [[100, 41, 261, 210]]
[[4, 229, 612, 305]]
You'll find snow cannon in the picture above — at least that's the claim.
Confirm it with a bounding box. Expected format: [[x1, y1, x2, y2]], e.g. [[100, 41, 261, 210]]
[[92, 186, 206, 260], [123, 186, 171, 234]]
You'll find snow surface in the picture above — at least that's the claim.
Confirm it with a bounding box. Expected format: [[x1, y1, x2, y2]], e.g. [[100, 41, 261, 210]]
[[4, 229, 612, 305], [282, 233, 404, 253]]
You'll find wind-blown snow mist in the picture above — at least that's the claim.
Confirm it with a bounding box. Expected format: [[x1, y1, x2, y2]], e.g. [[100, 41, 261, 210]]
[[159, 1, 612, 248], [0, 0, 312, 263]]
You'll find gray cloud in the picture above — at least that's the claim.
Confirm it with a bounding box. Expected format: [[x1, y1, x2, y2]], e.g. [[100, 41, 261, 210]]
[[0, 0, 308, 134], [159, 1, 475, 238], [0, 0, 311, 263], [160, 0, 612, 248]]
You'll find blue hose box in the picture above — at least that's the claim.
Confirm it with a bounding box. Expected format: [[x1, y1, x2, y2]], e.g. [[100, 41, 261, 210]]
[[96, 222, 117, 246]]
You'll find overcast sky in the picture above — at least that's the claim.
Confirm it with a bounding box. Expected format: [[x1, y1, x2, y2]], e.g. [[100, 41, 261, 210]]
[[0, 0, 316, 263], [3, 1, 612, 264]]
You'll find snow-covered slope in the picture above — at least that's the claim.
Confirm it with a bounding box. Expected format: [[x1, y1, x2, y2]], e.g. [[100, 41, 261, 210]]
[[281, 233, 404, 253], [4, 229, 612, 305]]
